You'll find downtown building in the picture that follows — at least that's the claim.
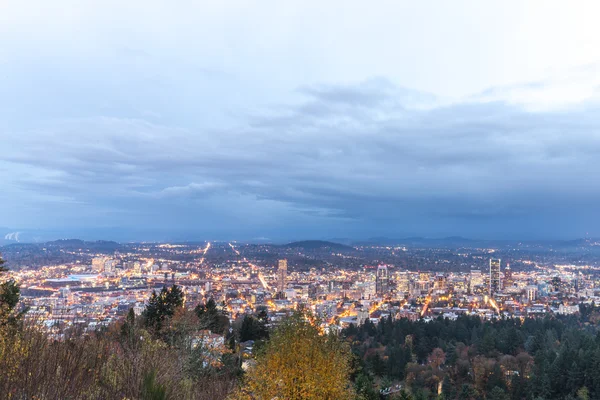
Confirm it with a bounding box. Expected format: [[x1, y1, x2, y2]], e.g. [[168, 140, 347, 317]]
[[489, 258, 501, 297]]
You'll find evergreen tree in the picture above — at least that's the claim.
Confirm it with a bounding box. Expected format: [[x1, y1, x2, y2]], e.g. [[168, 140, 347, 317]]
[[0, 253, 25, 328], [142, 285, 184, 336], [239, 314, 268, 342], [487, 386, 510, 400], [195, 298, 229, 334], [121, 307, 138, 348], [354, 372, 378, 400]]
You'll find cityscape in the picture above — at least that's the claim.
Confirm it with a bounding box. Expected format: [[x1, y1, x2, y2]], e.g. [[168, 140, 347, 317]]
[[3, 238, 598, 336], [3, 0, 600, 399], [4, 237, 600, 398]]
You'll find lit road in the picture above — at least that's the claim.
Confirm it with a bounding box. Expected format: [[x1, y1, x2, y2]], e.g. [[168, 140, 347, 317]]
[[245, 260, 270, 290], [228, 242, 240, 256], [257, 272, 270, 291], [199, 242, 211, 264]]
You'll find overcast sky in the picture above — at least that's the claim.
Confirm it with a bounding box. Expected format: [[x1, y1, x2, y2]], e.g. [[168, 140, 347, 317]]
[[2, 0, 600, 242]]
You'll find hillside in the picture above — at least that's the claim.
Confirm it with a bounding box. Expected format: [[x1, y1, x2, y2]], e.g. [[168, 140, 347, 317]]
[[282, 240, 355, 251]]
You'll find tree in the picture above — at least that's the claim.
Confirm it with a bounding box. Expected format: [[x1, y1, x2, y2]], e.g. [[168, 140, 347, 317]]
[[354, 373, 378, 400], [0, 253, 24, 328], [487, 386, 509, 400], [458, 384, 479, 400], [195, 298, 229, 335], [577, 386, 590, 400], [233, 310, 355, 399], [142, 285, 184, 336], [120, 307, 138, 348], [428, 347, 446, 369], [239, 314, 268, 342]]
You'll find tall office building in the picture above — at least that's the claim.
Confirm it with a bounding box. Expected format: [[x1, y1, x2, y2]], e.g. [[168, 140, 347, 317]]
[[526, 285, 538, 302], [469, 269, 483, 294], [277, 259, 287, 293], [435, 273, 447, 290], [376, 265, 390, 296], [396, 272, 410, 294], [504, 264, 513, 288], [104, 259, 115, 274], [92, 257, 107, 273], [489, 258, 501, 296]]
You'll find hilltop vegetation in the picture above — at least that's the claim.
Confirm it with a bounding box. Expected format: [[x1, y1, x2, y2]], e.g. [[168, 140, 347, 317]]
[[0, 252, 356, 399], [345, 311, 600, 400], [283, 240, 355, 251]]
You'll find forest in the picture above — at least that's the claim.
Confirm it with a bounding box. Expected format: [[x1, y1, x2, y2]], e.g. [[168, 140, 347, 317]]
[[345, 306, 600, 400]]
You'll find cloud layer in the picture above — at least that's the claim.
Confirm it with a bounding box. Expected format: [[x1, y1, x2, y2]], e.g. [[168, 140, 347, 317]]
[[2, 1, 600, 240], [3, 74, 600, 240]]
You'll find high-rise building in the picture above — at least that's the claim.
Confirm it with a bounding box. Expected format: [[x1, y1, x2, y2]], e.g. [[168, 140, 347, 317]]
[[396, 272, 410, 294], [104, 259, 115, 274], [551, 276, 561, 293], [504, 264, 513, 288], [469, 269, 483, 294], [376, 265, 390, 296], [277, 259, 287, 293], [526, 285, 538, 302], [435, 273, 447, 291], [92, 257, 107, 273], [489, 258, 501, 296]]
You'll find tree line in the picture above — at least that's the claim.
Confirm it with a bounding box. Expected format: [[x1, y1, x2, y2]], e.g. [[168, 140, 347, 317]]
[[344, 309, 600, 400]]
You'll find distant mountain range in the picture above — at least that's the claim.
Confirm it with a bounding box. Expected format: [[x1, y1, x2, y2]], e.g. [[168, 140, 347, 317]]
[[1, 239, 122, 252], [282, 240, 355, 251], [355, 236, 600, 250], [2, 232, 600, 252]]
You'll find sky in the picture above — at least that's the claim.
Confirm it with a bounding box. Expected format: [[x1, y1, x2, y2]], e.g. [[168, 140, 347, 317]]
[[2, 0, 600, 242]]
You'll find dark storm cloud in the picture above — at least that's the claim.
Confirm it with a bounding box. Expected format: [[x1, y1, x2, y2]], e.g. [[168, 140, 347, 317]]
[[3, 76, 600, 239]]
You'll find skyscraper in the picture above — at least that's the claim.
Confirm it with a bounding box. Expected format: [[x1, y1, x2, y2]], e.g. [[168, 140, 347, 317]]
[[504, 264, 513, 288], [92, 257, 107, 273], [376, 265, 389, 296], [277, 259, 287, 293], [469, 269, 483, 294], [489, 258, 501, 296]]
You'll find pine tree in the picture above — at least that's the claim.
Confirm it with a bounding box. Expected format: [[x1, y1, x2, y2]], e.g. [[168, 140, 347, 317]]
[[142, 285, 184, 336], [487, 386, 510, 400], [195, 298, 229, 334], [0, 253, 24, 328], [0, 255, 6, 273]]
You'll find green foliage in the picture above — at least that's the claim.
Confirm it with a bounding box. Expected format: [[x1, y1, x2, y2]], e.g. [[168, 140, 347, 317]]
[[0, 253, 25, 328], [142, 285, 184, 335], [354, 372, 378, 400], [238, 313, 268, 342], [487, 386, 509, 400], [120, 307, 138, 348], [343, 312, 600, 400], [195, 298, 229, 335], [141, 369, 167, 400]]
